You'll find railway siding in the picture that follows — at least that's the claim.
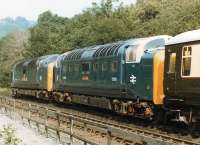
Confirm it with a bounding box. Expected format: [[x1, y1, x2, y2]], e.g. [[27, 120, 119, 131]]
[[0, 96, 199, 145]]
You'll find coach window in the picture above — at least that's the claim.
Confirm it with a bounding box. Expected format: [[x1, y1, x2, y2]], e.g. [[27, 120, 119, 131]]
[[126, 45, 138, 62], [168, 53, 176, 73], [182, 44, 200, 77], [182, 46, 192, 76]]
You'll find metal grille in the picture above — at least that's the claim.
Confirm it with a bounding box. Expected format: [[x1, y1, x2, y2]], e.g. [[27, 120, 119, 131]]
[[93, 42, 124, 58]]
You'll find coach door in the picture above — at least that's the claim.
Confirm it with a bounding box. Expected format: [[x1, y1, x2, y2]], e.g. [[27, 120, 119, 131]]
[[165, 48, 177, 94]]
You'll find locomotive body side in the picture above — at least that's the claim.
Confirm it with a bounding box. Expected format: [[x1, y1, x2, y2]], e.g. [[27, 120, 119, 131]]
[[53, 44, 125, 106], [54, 36, 170, 118]]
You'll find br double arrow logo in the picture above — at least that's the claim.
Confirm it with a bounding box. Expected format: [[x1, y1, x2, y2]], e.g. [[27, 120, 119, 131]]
[[130, 74, 136, 85]]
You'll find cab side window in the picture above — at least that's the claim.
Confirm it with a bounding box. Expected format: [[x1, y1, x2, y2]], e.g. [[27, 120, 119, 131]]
[[168, 53, 176, 73], [126, 45, 138, 62], [182, 46, 192, 76]]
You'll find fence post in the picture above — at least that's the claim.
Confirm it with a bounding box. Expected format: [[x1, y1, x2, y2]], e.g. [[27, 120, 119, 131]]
[[20, 102, 25, 124], [45, 108, 48, 137], [56, 112, 61, 141], [13, 99, 15, 120], [70, 117, 74, 145], [107, 129, 111, 145], [4, 98, 7, 114], [36, 105, 39, 132], [84, 122, 87, 145], [27, 104, 31, 126]]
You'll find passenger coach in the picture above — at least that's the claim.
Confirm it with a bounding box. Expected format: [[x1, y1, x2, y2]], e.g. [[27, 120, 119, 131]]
[[164, 29, 200, 124]]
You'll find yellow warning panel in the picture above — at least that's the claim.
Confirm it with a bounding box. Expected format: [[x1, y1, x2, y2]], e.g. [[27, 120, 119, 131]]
[[47, 63, 54, 91], [153, 50, 165, 105]]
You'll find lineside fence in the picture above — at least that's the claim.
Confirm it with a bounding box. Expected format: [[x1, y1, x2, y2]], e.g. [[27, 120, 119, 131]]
[[0, 97, 194, 145]]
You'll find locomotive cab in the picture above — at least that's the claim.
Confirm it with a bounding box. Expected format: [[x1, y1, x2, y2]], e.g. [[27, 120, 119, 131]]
[[124, 36, 170, 105], [123, 36, 170, 118], [164, 29, 200, 124]]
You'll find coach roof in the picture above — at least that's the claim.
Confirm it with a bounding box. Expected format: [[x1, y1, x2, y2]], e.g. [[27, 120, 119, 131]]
[[166, 29, 200, 46]]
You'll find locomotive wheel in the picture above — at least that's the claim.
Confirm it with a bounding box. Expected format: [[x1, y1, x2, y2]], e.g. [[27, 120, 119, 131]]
[[112, 102, 120, 112], [14, 92, 20, 98], [127, 102, 134, 114], [127, 106, 134, 114], [114, 103, 119, 112], [35, 92, 39, 99], [59, 96, 65, 103], [111, 100, 121, 112]]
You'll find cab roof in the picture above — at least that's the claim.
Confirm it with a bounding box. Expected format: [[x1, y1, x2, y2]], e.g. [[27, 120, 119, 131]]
[[166, 29, 200, 46]]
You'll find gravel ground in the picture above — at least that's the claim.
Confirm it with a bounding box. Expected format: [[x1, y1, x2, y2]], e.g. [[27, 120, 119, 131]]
[[0, 113, 63, 145]]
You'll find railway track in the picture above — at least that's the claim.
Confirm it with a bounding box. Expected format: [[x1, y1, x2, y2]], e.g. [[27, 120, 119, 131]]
[[0, 96, 199, 145]]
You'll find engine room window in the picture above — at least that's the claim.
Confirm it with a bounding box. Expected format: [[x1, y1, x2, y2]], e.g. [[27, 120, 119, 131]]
[[93, 63, 98, 72], [102, 63, 107, 71], [74, 64, 79, 72], [111, 61, 117, 72], [168, 53, 176, 73], [182, 46, 192, 76], [68, 64, 71, 72], [82, 63, 89, 72], [126, 45, 138, 62], [61, 65, 67, 80]]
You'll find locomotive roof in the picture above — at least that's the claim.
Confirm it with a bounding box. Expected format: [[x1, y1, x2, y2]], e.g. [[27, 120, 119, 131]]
[[37, 54, 59, 64], [63, 42, 126, 60], [14, 54, 59, 67], [166, 29, 200, 45], [61, 35, 170, 61]]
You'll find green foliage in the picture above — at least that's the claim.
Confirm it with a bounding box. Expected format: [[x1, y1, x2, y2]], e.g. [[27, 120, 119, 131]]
[[24, 0, 200, 58], [1, 0, 200, 87], [0, 125, 21, 145], [0, 31, 29, 87]]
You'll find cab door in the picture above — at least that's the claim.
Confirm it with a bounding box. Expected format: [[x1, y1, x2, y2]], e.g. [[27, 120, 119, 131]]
[[164, 48, 177, 94], [125, 45, 140, 99]]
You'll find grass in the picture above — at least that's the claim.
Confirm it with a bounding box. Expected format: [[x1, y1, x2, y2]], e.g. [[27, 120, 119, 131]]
[[0, 88, 11, 97], [0, 125, 21, 145]]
